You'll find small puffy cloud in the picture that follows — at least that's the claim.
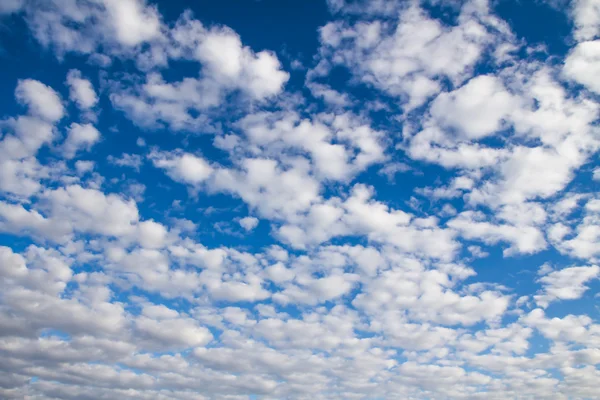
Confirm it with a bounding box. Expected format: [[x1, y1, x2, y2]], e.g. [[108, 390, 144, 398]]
[[353, 265, 507, 327], [236, 111, 385, 181], [551, 198, 600, 260], [66, 69, 98, 110], [430, 75, 516, 139], [151, 151, 213, 184], [273, 273, 359, 305], [15, 79, 64, 122], [0, 116, 54, 197], [135, 304, 212, 349], [196, 26, 289, 99], [22, 0, 162, 55], [102, 0, 162, 46], [74, 160, 95, 175], [62, 123, 101, 159], [239, 216, 259, 231], [448, 211, 547, 256], [212, 158, 320, 220], [535, 265, 600, 307], [41, 184, 140, 238]]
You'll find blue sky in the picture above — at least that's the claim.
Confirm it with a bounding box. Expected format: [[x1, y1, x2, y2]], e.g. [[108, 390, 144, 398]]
[[1, 0, 600, 399]]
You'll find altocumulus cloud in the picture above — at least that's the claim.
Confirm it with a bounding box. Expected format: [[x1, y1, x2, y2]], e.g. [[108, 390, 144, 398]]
[[0, 0, 600, 399]]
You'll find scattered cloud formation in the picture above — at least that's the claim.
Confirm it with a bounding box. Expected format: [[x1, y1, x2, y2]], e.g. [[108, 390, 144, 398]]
[[0, 0, 599, 399]]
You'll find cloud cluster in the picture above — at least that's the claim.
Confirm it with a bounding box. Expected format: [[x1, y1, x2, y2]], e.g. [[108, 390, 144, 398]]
[[1, 0, 600, 399]]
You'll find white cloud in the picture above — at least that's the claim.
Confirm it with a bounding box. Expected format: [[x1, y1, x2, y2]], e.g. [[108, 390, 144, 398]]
[[41, 184, 139, 238], [135, 305, 212, 349], [448, 211, 547, 256], [307, 81, 353, 106], [354, 262, 507, 327], [274, 184, 458, 260], [110, 75, 221, 131], [234, 111, 385, 181], [137, 220, 169, 249], [74, 160, 95, 175], [212, 158, 320, 220], [564, 40, 600, 94], [551, 198, 600, 260], [0, 246, 27, 279], [107, 153, 143, 171], [66, 69, 98, 110], [410, 65, 599, 212], [264, 262, 295, 283], [151, 151, 213, 184], [535, 265, 600, 307], [15, 79, 64, 122], [315, 3, 509, 109], [521, 308, 600, 347], [195, 26, 289, 99], [571, 0, 600, 41], [0, 116, 54, 197], [102, 0, 161, 46], [204, 275, 270, 303], [273, 272, 359, 305], [61, 123, 101, 159], [22, 0, 162, 55], [429, 75, 516, 139], [239, 216, 259, 231], [110, 16, 289, 130]]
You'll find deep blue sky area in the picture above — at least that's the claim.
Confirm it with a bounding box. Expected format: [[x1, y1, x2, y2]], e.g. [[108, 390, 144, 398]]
[[157, 0, 330, 56], [495, 0, 574, 55]]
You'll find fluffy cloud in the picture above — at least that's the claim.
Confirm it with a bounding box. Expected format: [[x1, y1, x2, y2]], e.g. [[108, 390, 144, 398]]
[[20, 0, 162, 54], [61, 123, 101, 159], [239, 216, 259, 231], [136, 304, 212, 349], [150, 151, 213, 184], [15, 79, 64, 122], [315, 2, 510, 109], [42, 184, 139, 237], [535, 265, 600, 307], [101, 0, 161, 46], [571, 0, 600, 41], [551, 198, 600, 260], [0, 117, 54, 197], [564, 40, 600, 94], [66, 69, 98, 110], [194, 26, 289, 99], [448, 211, 547, 256], [109, 14, 289, 131], [429, 75, 516, 139]]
